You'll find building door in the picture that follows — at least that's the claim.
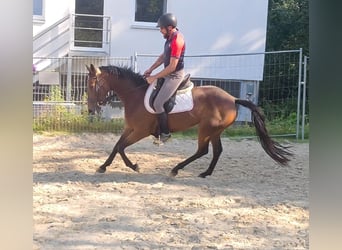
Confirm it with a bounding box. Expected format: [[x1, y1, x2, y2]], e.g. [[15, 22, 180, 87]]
[[74, 0, 104, 48]]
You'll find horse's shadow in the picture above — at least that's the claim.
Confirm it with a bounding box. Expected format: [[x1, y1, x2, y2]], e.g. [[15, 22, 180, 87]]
[[33, 167, 308, 208], [32, 168, 241, 199], [32, 169, 215, 188], [34, 170, 169, 184]]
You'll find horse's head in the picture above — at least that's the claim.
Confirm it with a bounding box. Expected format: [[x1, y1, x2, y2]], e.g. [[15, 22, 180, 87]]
[[86, 64, 148, 114], [86, 64, 110, 114]]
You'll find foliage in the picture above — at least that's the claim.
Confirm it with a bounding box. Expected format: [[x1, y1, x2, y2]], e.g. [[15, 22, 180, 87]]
[[34, 113, 309, 140], [33, 86, 124, 132], [261, 0, 309, 117], [172, 110, 309, 139], [44, 85, 64, 102], [33, 111, 308, 138], [33, 113, 125, 133], [266, 0, 309, 55], [259, 98, 298, 121]]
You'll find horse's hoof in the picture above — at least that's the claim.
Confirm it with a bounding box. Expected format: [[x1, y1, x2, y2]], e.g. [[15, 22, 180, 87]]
[[198, 172, 208, 178], [169, 169, 178, 177], [132, 164, 140, 172], [96, 167, 106, 173]]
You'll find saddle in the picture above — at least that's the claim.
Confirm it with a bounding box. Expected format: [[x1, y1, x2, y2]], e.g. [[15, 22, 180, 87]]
[[149, 74, 193, 113]]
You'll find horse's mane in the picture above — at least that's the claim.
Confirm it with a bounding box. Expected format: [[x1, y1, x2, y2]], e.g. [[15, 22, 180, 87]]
[[99, 65, 148, 88]]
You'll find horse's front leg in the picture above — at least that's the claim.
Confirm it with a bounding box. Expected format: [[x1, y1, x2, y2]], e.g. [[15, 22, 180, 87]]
[[116, 129, 150, 172], [96, 128, 133, 173], [97, 128, 149, 173], [117, 147, 139, 172], [96, 144, 118, 173]]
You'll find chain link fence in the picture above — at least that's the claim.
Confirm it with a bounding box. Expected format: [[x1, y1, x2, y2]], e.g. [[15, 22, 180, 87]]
[[33, 50, 308, 138]]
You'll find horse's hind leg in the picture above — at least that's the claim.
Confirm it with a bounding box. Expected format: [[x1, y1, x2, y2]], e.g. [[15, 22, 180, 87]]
[[198, 134, 223, 178], [170, 136, 210, 177]]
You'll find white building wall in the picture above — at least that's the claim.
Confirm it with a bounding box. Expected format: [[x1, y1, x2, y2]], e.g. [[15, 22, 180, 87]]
[[34, 0, 268, 57], [104, 0, 269, 79], [171, 0, 269, 55], [33, 0, 269, 80], [33, 0, 71, 36], [165, 0, 269, 80], [104, 0, 165, 56]]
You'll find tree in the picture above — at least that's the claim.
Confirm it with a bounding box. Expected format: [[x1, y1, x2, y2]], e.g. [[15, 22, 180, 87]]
[[259, 0, 309, 120], [266, 0, 309, 55]]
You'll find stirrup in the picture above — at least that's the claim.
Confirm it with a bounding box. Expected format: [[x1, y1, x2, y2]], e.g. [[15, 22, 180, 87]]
[[153, 133, 171, 145]]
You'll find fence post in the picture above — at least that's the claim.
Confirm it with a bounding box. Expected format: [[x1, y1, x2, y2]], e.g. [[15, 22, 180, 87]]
[[301, 56, 308, 140], [296, 48, 303, 139], [66, 57, 72, 101], [133, 52, 138, 73]]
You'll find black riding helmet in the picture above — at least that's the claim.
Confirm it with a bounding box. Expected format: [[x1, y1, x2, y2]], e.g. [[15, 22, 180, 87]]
[[156, 13, 177, 28]]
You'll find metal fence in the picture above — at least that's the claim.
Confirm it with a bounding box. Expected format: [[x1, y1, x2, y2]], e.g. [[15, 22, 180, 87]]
[[33, 50, 308, 138]]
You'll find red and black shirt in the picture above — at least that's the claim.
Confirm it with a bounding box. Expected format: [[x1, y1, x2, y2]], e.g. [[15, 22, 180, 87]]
[[163, 30, 185, 71]]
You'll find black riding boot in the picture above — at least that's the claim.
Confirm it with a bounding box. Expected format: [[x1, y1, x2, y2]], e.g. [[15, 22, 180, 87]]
[[155, 112, 171, 144]]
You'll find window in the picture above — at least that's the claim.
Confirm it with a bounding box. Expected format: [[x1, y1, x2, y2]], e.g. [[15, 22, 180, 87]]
[[135, 0, 167, 23], [74, 0, 104, 48], [33, 0, 44, 21]]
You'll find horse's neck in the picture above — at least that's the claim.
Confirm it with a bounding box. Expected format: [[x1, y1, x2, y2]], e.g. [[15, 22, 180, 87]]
[[111, 79, 146, 106]]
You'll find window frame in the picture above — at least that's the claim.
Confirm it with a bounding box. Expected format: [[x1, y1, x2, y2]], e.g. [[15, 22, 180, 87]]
[[133, 0, 167, 29], [72, 0, 106, 50], [33, 0, 45, 23]]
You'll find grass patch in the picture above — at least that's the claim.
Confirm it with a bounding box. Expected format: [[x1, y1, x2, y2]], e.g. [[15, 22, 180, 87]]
[[34, 114, 309, 139]]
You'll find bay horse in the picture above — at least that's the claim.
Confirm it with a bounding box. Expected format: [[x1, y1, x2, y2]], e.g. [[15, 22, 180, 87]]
[[86, 64, 292, 178]]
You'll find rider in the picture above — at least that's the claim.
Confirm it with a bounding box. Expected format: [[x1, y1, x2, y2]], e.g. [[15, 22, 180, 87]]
[[144, 13, 186, 144]]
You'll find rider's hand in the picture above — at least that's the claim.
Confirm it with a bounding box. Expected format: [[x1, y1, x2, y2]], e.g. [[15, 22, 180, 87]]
[[146, 76, 157, 84], [143, 69, 152, 78]]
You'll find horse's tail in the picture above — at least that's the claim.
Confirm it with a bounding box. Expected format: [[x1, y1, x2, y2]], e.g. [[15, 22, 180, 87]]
[[235, 99, 293, 166]]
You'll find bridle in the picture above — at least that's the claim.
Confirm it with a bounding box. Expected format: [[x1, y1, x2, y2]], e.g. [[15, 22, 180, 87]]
[[90, 76, 101, 93], [89, 75, 113, 106]]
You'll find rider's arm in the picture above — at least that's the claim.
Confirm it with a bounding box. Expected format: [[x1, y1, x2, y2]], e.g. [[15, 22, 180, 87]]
[[146, 57, 179, 84], [152, 57, 179, 78], [144, 53, 164, 76]]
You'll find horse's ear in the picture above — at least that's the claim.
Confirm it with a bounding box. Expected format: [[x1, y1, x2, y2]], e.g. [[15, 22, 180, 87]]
[[90, 64, 96, 73], [87, 64, 99, 75], [86, 65, 91, 73]]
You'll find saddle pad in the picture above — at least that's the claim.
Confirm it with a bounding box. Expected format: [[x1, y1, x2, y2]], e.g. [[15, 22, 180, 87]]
[[144, 81, 194, 114]]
